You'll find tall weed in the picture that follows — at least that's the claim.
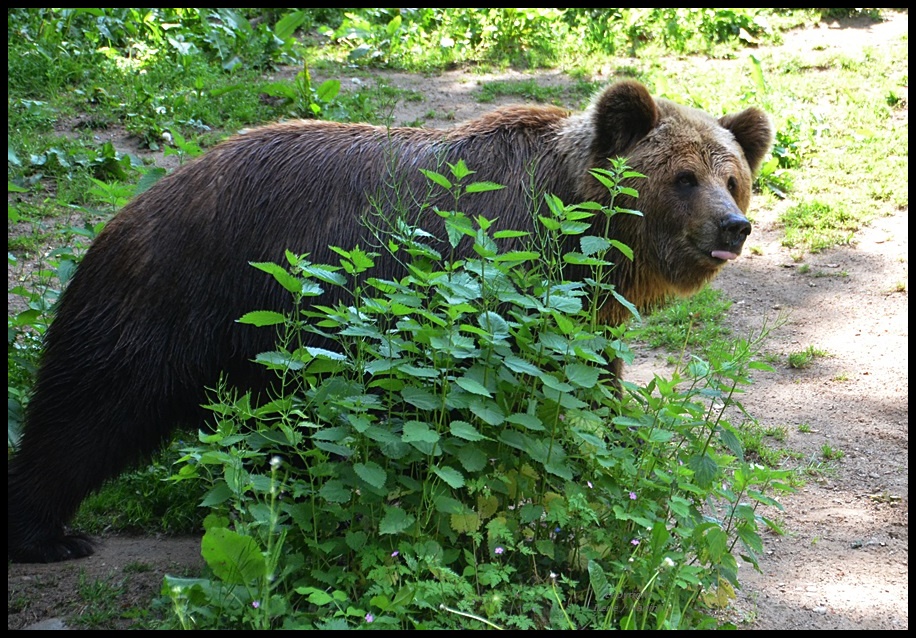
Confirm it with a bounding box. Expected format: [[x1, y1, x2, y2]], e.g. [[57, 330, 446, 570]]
[[164, 161, 791, 629]]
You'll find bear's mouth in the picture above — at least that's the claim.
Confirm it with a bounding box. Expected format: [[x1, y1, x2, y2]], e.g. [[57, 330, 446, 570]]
[[710, 249, 740, 261]]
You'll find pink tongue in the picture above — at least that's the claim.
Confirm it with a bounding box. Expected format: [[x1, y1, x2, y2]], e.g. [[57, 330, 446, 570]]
[[711, 250, 738, 260]]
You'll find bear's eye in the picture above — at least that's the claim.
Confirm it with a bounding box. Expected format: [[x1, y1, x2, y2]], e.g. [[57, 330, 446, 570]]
[[727, 176, 738, 193], [675, 171, 698, 188]]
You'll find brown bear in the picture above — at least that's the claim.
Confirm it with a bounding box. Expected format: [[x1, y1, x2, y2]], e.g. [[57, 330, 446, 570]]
[[7, 80, 773, 562]]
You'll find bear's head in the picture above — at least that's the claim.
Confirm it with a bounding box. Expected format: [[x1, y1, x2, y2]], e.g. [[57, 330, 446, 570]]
[[570, 80, 774, 311]]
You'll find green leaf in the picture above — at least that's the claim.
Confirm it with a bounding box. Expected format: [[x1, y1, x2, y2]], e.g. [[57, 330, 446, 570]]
[[465, 181, 505, 193], [450, 420, 486, 441], [274, 10, 307, 40], [237, 310, 286, 327], [201, 527, 265, 585], [544, 457, 573, 480], [668, 495, 692, 520], [201, 482, 232, 507], [494, 250, 540, 263], [571, 427, 606, 449], [443, 212, 475, 247], [205, 85, 242, 100], [436, 272, 480, 303], [364, 426, 410, 460], [647, 429, 674, 443], [402, 420, 440, 444], [450, 511, 480, 534], [456, 444, 488, 472], [749, 53, 767, 93], [316, 79, 341, 102], [562, 252, 612, 267], [498, 430, 531, 453], [506, 413, 544, 431], [502, 355, 541, 376], [379, 506, 415, 535], [588, 559, 610, 601], [689, 453, 718, 489], [544, 293, 581, 313], [559, 221, 591, 235], [401, 386, 439, 410], [565, 207, 596, 220], [398, 364, 440, 379], [354, 462, 387, 490], [254, 351, 305, 371], [610, 289, 641, 322], [455, 376, 492, 397], [519, 503, 544, 524], [580, 235, 611, 256], [541, 374, 574, 393], [718, 427, 744, 459], [477, 311, 509, 337], [609, 239, 634, 261], [433, 465, 465, 488], [534, 539, 556, 559], [448, 159, 473, 179], [300, 264, 347, 286], [469, 398, 505, 425], [260, 81, 297, 100], [705, 526, 728, 560], [537, 215, 560, 231], [135, 167, 167, 194], [747, 490, 785, 509], [319, 480, 351, 503], [305, 347, 347, 361], [492, 229, 529, 239], [295, 587, 335, 606], [434, 494, 464, 514], [565, 362, 600, 388], [419, 168, 452, 190]]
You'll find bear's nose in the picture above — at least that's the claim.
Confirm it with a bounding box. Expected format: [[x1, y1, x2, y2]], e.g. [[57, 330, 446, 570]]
[[721, 213, 752, 244]]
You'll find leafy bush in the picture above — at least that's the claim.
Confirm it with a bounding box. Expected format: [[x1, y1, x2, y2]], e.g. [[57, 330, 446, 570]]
[[164, 161, 791, 629], [320, 8, 784, 70]]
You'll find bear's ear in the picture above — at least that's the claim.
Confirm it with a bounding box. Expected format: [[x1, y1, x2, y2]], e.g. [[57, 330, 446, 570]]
[[591, 80, 660, 158], [719, 108, 774, 175]]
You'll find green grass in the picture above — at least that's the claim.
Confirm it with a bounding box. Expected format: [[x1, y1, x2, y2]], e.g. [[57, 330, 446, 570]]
[[739, 419, 807, 469], [72, 573, 128, 627], [779, 201, 860, 252], [71, 440, 206, 536], [802, 458, 840, 478], [820, 444, 845, 461], [787, 345, 829, 369], [627, 286, 733, 354], [475, 79, 577, 104]]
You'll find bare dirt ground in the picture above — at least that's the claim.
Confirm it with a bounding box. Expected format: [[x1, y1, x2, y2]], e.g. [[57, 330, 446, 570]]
[[7, 12, 907, 630]]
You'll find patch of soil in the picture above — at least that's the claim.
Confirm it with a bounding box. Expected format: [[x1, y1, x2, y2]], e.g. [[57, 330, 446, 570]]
[[8, 537, 204, 630], [7, 11, 907, 630]]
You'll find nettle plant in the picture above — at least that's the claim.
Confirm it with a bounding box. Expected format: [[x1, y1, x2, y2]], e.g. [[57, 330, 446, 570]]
[[164, 160, 792, 630]]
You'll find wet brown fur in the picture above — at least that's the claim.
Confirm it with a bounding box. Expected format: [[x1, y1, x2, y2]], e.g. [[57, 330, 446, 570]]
[[8, 80, 773, 562]]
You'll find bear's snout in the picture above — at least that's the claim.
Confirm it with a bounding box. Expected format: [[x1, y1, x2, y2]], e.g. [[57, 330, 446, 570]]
[[707, 212, 752, 261], [721, 212, 752, 247]]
